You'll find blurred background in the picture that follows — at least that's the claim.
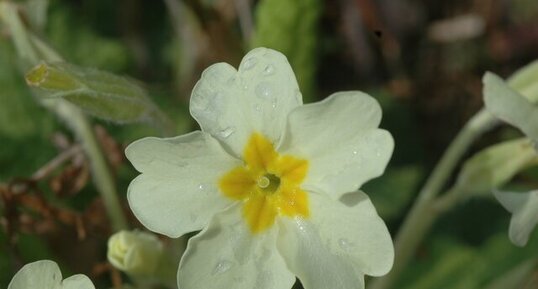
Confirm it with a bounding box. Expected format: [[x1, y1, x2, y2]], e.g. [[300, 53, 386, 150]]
[[1, 0, 538, 288]]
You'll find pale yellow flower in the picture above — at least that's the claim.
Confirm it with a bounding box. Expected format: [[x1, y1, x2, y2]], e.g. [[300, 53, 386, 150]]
[[126, 48, 394, 289]]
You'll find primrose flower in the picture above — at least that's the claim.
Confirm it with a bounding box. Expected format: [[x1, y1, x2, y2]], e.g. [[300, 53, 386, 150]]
[[494, 190, 538, 246], [483, 72, 538, 246], [8, 260, 95, 289], [126, 47, 394, 289]]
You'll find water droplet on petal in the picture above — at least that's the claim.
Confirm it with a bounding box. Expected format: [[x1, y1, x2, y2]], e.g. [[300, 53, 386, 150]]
[[212, 260, 233, 275], [338, 238, 355, 251], [218, 127, 235, 138], [255, 82, 273, 99], [263, 64, 275, 75], [242, 57, 257, 71]]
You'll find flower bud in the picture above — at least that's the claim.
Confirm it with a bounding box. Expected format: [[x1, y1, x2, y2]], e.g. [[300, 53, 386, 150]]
[[107, 230, 163, 277], [25, 62, 157, 123]]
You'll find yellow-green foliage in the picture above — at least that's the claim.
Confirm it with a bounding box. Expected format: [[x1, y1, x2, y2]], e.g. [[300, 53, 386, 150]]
[[251, 0, 321, 102]]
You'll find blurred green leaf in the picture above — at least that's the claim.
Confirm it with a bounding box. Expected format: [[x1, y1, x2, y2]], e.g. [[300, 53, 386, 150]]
[[0, 43, 54, 139], [366, 166, 424, 219], [25, 62, 160, 124], [484, 72, 538, 142], [401, 238, 480, 289], [485, 259, 536, 289], [402, 231, 538, 289], [45, 5, 131, 72], [455, 138, 538, 195], [25, 0, 49, 31], [251, 0, 321, 102]]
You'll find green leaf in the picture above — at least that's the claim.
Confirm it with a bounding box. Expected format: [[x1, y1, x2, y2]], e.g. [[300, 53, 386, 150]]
[[455, 138, 538, 195], [25, 62, 159, 124], [45, 5, 131, 72], [365, 166, 424, 219], [484, 72, 538, 142], [402, 232, 538, 289], [484, 259, 536, 289], [25, 0, 49, 31], [0, 42, 55, 139], [251, 0, 321, 102], [401, 238, 481, 289]]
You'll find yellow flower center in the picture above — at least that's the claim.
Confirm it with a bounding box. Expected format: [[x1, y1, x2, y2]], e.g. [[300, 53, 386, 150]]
[[219, 133, 309, 233]]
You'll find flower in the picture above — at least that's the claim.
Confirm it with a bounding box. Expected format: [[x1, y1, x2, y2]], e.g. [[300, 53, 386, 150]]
[[107, 230, 164, 276], [494, 190, 538, 246], [8, 260, 94, 289], [483, 72, 538, 246], [126, 47, 394, 289]]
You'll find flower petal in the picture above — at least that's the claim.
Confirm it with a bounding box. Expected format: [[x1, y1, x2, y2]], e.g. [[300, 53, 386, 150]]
[[126, 131, 240, 238], [190, 47, 302, 157], [8, 260, 95, 289], [62, 275, 95, 289], [178, 204, 295, 289], [8, 260, 61, 289], [277, 191, 393, 289], [280, 91, 394, 199], [277, 219, 364, 289], [495, 190, 538, 246]]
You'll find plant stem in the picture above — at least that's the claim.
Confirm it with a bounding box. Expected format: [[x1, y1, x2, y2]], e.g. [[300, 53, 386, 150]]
[[52, 101, 128, 230], [1, 2, 128, 231], [369, 110, 497, 289]]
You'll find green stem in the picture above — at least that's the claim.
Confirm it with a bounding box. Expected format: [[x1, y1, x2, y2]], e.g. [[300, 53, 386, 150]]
[[52, 101, 128, 230], [369, 110, 497, 289], [1, 2, 127, 231]]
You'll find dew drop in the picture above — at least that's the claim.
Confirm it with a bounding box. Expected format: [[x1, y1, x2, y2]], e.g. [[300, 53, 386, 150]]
[[338, 238, 355, 251], [263, 64, 275, 75], [218, 127, 235, 138], [242, 57, 257, 71], [255, 82, 273, 99], [212, 260, 233, 275], [352, 150, 358, 156], [253, 104, 262, 112]]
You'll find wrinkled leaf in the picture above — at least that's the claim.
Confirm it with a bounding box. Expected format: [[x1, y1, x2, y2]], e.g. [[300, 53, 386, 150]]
[[455, 138, 538, 195], [25, 62, 158, 124], [484, 72, 538, 142], [251, 0, 321, 102]]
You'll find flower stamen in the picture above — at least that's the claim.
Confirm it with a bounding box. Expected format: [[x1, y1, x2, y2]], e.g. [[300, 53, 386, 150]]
[[258, 174, 280, 193], [219, 133, 309, 233]]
